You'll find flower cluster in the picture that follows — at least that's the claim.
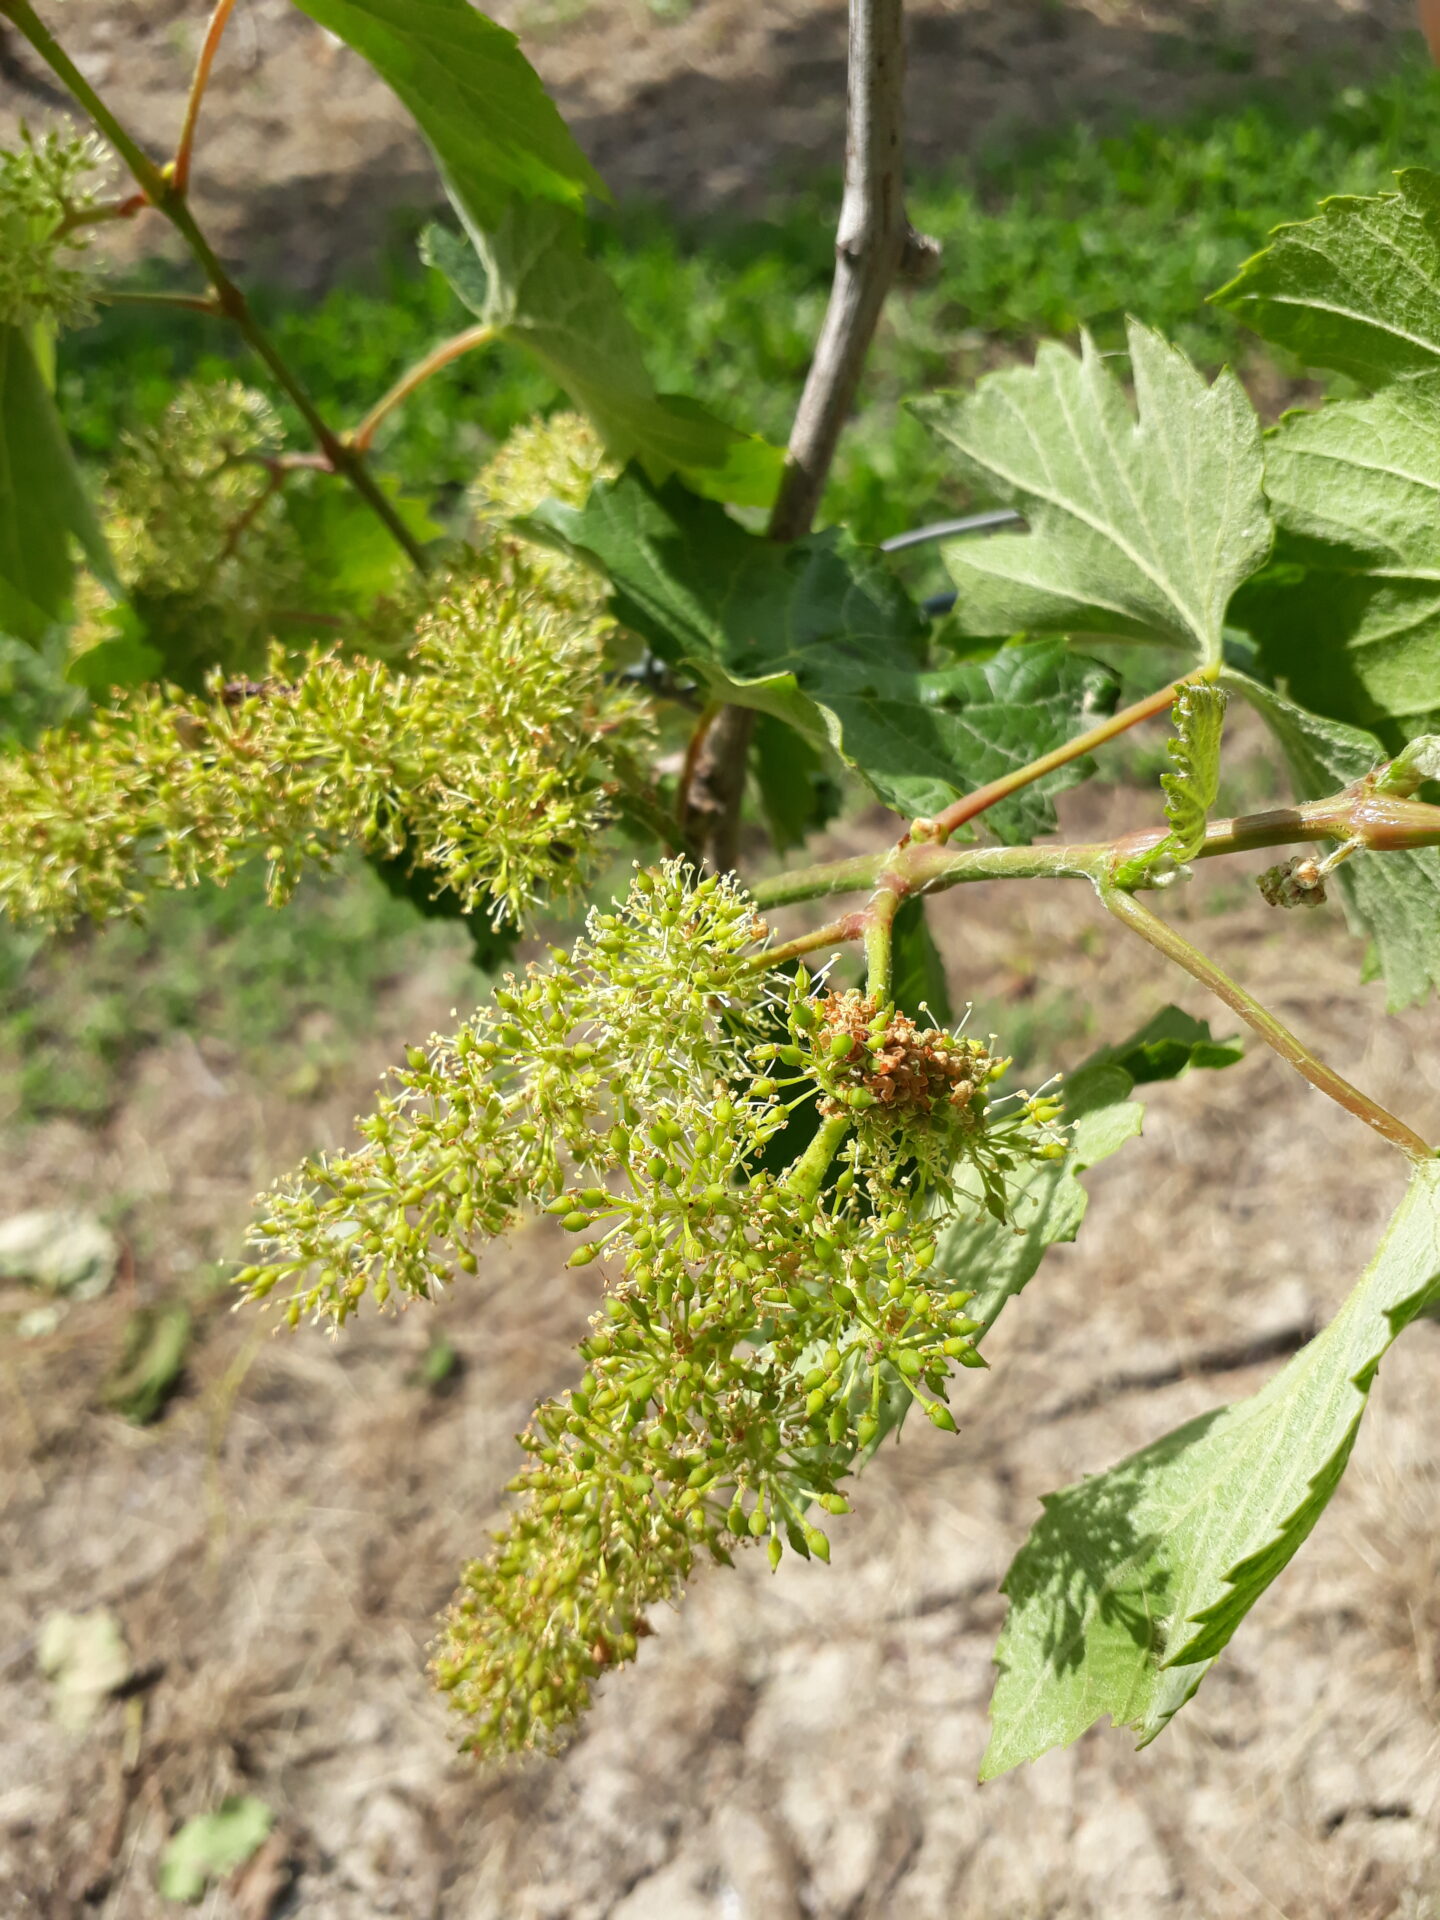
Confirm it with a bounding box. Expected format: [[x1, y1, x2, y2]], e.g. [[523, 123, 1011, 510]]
[[0, 548, 652, 930], [81, 381, 305, 684], [240, 862, 772, 1326], [0, 127, 111, 331], [471, 409, 616, 523], [239, 864, 1071, 1753], [762, 984, 1067, 1217]]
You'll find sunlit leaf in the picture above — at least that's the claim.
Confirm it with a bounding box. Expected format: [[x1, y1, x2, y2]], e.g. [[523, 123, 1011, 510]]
[[1215, 168, 1440, 384], [158, 1796, 274, 1904], [423, 216, 780, 506], [291, 0, 603, 225], [913, 321, 1271, 666], [531, 467, 1117, 836], [1114, 683, 1229, 886], [982, 1159, 1440, 1777], [1231, 375, 1440, 736]]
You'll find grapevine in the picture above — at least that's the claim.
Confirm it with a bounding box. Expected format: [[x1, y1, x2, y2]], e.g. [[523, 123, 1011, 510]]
[[0, 0, 1438, 1784]]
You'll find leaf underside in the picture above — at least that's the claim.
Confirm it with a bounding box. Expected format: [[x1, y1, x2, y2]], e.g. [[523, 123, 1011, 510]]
[[1215, 168, 1440, 386], [530, 468, 1117, 838], [0, 325, 115, 643], [1227, 670, 1440, 1010], [1232, 375, 1440, 736], [423, 214, 779, 506], [982, 1160, 1440, 1779], [913, 320, 1271, 666]]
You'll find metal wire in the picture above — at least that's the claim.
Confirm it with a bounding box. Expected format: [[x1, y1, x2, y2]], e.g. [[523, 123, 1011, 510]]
[[878, 508, 1020, 553]]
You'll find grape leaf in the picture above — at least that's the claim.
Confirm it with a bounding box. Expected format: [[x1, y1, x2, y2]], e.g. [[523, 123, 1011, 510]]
[[982, 1158, 1440, 1779], [1089, 1004, 1242, 1084], [529, 468, 1117, 837], [890, 896, 953, 1026], [1230, 377, 1440, 736], [1114, 683, 1229, 887], [750, 713, 841, 853], [912, 321, 1271, 666], [939, 1009, 1241, 1340], [422, 217, 780, 507], [0, 324, 115, 643], [1214, 169, 1440, 385], [1226, 670, 1440, 1009], [290, 0, 604, 226]]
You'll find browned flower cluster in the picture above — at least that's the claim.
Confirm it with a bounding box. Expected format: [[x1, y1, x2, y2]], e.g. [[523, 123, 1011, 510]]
[[816, 989, 995, 1117]]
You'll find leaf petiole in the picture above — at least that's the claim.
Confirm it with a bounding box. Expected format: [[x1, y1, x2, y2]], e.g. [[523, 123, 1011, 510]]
[[173, 0, 240, 195], [1099, 881, 1432, 1160]]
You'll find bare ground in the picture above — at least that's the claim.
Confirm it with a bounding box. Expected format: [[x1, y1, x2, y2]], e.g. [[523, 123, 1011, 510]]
[[3, 768, 1439, 1919]]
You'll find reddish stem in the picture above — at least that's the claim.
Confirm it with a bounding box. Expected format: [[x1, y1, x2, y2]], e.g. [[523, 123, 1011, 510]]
[[173, 0, 239, 194]]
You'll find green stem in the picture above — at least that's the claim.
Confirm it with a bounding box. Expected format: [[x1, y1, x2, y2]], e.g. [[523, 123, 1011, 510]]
[[1101, 882, 1432, 1161], [750, 788, 1440, 914], [781, 1112, 852, 1203], [759, 913, 866, 971], [0, 0, 429, 574], [862, 884, 901, 1002]]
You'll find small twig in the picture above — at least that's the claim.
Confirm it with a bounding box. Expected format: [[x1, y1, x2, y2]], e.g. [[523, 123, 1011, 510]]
[[759, 912, 867, 970], [174, 0, 240, 193], [921, 673, 1197, 846], [1101, 882, 1432, 1161], [350, 323, 497, 454], [99, 286, 222, 315], [53, 191, 149, 239], [684, 0, 914, 871], [217, 466, 285, 564]]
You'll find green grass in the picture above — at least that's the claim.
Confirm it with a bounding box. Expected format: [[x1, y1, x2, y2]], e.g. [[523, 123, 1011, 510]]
[[58, 52, 1440, 552], [0, 859, 476, 1126]]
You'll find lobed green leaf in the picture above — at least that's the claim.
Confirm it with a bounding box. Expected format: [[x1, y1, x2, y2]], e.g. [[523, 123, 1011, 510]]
[[1231, 376, 1440, 736], [1226, 670, 1440, 1009], [291, 0, 604, 226], [531, 468, 1118, 837], [913, 321, 1271, 667], [1214, 168, 1440, 385], [982, 1159, 1440, 1778]]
